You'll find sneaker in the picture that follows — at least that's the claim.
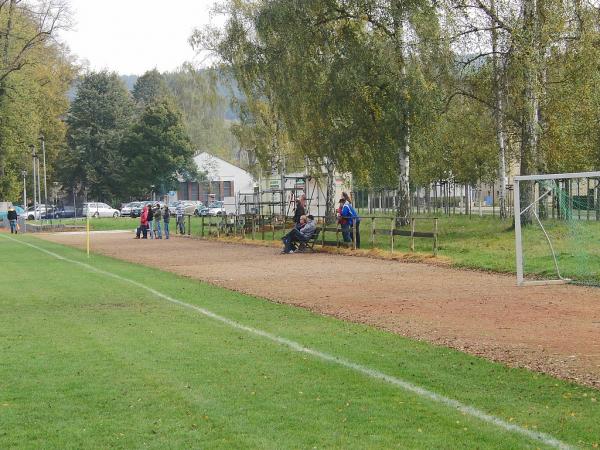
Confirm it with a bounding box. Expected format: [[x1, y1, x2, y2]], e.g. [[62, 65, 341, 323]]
[[289, 250, 294, 254]]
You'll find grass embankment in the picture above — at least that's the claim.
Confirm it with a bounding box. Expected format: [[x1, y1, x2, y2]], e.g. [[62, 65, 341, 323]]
[[48, 214, 600, 283], [0, 235, 599, 448]]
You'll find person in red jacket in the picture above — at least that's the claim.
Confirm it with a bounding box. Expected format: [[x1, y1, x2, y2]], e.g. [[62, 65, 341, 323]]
[[135, 205, 149, 239]]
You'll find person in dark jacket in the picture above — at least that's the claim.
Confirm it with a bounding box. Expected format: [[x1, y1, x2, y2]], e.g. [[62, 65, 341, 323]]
[[293, 199, 305, 226], [7, 207, 18, 234], [281, 215, 316, 254], [153, 203, 162, 239], [146, 203, 155, 239], [163, 205, 170, 239]]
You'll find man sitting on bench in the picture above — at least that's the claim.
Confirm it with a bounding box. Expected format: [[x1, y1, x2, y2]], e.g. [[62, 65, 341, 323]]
[[282, 214, 316, 254]]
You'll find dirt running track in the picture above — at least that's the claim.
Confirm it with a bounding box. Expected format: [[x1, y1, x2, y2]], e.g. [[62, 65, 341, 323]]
[[39, 232, 600, 389]]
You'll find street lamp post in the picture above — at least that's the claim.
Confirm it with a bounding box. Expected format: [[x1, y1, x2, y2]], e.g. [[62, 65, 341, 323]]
[[40, 135, 48, 220], [37, 154, 42, 218], [30, 145, 37, 219], [21, 170, 27, 209]]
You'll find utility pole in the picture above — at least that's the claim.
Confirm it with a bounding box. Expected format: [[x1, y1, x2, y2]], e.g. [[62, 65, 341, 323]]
[[37, 155, 42, 217], [21, 170, 27, 209], [30, 145, 37, 219], [40, 135, 48, 218]]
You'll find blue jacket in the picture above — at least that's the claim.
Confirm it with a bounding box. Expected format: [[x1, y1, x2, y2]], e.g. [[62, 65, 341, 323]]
[[342, 203, 360, 226]]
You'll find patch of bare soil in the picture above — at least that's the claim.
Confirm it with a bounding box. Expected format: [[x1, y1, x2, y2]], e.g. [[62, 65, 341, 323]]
[[39, 232, 600, 389]]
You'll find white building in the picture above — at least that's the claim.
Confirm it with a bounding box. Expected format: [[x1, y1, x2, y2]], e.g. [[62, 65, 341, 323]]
[[177, 152, 255, 212]]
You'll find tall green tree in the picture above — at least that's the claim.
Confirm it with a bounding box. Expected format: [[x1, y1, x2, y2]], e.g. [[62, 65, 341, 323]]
[[195, 0, 446, 224], [164, 64, 239, 164], [121, 100, 196, 198], [61, 71, 134, 203], [132, 69, 170, 105], [0, 0, 73, 200]]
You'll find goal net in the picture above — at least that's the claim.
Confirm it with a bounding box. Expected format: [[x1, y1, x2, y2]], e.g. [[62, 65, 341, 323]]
[[514, 171, 600, 286]]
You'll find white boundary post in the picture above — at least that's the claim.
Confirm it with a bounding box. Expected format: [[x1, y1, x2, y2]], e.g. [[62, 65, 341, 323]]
[[514, 179, 524, 286]]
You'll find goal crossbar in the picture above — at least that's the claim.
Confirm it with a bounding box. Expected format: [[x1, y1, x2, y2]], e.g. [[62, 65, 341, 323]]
[[514, 171, 600, 286], [515, 171, 600, 182]]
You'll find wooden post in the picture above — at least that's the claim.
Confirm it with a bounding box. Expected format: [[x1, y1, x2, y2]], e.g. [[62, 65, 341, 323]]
[[252, 215, 255, 240], [261, 215, 265, 240], [321, 216, 325, 247], [336, 223, 340, 248], [433, 218, 438, 255], [216, 215, 220, 238], [352, 220, 357, 250], [201, 215, 205, 237], [187, 215, 191, 236], [271, 215, 275, 240], [371, 217, 375, 249], [390, 218, 394, 253], [410, 217, 415, 252]]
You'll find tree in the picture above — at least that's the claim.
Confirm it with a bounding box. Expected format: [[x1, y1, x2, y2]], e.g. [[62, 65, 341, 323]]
[[195, 0, 445, 225], [121, 100, 196, 198], [0, 0, 72, 200], [132, 69, 170, 105], [61, 71, 134, 203], [163, 64, 239, 163]]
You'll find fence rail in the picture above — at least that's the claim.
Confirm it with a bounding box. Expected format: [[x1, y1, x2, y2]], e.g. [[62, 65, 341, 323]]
[[184, 213, 438, 255]]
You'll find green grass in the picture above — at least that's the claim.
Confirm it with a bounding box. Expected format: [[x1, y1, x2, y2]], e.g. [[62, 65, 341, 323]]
[[1, 235, 599, 449], [41, 214, 600, 283]]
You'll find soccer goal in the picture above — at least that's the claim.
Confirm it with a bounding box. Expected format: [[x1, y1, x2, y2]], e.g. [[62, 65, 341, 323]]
[[514, 171, 600, 286]]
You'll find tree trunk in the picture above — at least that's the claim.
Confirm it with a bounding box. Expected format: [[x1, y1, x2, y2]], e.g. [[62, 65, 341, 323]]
[[490, 0, 509, 220], [395, 126, 410, 226], [324, 158, 336, 224], [519, 0, 541, 225]]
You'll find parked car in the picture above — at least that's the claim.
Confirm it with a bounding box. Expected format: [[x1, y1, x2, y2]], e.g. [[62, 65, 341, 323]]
[[83, 202, 120, 218], [121, 201, 143, 217], [41, 207, 59, 219], [205, 201, 226, 216], [168, 201, 197, 216], [21, 204, 50, 220], [54, 206, 77, 219], [193, 202, 207, 216]]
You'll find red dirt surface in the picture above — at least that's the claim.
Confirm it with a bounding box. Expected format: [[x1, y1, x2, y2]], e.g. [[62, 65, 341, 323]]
[[39, 232, 600, 389]]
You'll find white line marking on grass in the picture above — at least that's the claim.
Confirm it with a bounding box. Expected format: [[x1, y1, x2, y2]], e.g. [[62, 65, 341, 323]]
[[1, 234, 574, 450]]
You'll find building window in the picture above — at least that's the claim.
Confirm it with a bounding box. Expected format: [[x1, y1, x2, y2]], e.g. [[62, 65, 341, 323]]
[[223, 181, 232, 197]]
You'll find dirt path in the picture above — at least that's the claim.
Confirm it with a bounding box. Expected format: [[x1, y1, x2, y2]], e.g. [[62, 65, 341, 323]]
[[39, 232, 600, 388]]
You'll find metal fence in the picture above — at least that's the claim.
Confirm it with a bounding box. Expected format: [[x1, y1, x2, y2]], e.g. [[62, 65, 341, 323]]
[[353, 182, 515, 218]]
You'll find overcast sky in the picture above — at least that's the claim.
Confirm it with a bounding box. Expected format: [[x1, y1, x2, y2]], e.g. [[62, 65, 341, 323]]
[[60, 0, 221, 75]]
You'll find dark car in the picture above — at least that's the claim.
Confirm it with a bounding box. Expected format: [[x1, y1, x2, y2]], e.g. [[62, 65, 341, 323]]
[[55, 206, 77, 219], [130, 203, 144, 218], [40, 206, 58, 219]]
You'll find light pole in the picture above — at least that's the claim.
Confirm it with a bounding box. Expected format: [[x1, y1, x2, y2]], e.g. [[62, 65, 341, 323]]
[[40, 135, 48, 219], [21, 170, 27, 209], [31, 145, 37, 219]]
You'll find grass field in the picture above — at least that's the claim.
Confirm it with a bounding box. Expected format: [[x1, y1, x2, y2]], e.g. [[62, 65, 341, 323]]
[[50, 214, 600, 284], [1, 234, 599, 449]]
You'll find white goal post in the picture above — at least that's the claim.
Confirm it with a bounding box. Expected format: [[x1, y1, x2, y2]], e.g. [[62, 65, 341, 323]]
[[514, 170, 600, 286]]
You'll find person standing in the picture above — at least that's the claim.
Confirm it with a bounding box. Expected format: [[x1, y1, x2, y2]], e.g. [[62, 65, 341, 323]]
[[153, 203, 162, 239], [163, 204, 170, 239], [176, 202, 185, 235], [293, 199, 305, 226], [146, 203, 155, 239], [342, 192, 360, 249], [7, 207, 18, 234], [135, 205, 149, 239]]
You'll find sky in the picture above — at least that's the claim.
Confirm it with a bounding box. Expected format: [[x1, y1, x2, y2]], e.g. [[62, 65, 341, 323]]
[[60, 0, 222, 75]]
